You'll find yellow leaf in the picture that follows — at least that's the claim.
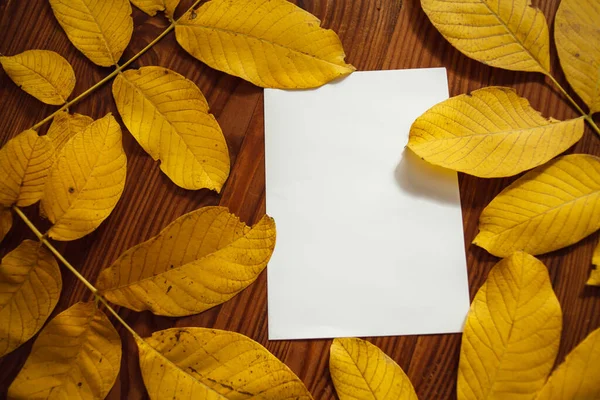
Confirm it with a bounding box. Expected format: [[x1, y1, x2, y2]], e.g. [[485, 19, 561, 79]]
[[555, 0, 600, 114], [131, 0, 179, 17], [8, 302, 122, 400], [0, 240, 61, 357], [0, 50, 76, 105], [474, 154, 600, 257], [0, 130, 55, 208], [420, 0, 550, 74], [47, 111, 94, 154], [136, 328, 312, 400], [457, 252, 562, 400], [408, 87, 584, 178], [112, 66, 229, 191], [41, 113, 127, 241], [96, 206, 275, 316], [175, 0, 355, 89], [0, 208, 11, 243], [49, 0, 134, 67], [587, 240, 600, 286], [535, 327, 600, 400], [330, 338, 418, 400]]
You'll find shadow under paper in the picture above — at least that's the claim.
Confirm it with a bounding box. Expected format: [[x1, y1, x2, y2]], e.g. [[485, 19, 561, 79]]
[[395, 148, 460, 205]]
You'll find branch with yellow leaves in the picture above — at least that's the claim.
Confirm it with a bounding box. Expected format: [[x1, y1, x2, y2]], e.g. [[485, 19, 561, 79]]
[[12, 205, 140, 339], [30, 0, 205, 131]]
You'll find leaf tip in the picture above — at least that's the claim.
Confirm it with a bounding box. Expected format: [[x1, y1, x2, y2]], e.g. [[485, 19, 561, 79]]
[[586, 267, 600, 287]]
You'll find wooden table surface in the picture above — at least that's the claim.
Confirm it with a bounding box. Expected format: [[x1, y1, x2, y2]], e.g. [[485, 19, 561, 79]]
[[1, 0, 599, 398]]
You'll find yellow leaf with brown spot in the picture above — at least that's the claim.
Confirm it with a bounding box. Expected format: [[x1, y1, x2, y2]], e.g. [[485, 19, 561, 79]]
[[41, 113, 127, 241], [8, 302, 122, 400], [555, 0, 600, 114], [408, 87, 584, 178], [112, 66, 229, 191], [49, 0, 133, 67], [474, 154, 600, 257], [96, 206, 275, 316], [131, 0, 179, 17], [47, 111, 94, 153], [458, 252, 562, 400], [330, 338, 418, 400], [587, 240, 600, 286], [535, 327, 600, 400], [0, 130, 54, 207], [0, 208, 11, 243], [420, 0, 550, 74], [0, 50, 75, 105], [0, 240, 61, 357], [136, 328, 312, 400], [175, 0, 355, 89]]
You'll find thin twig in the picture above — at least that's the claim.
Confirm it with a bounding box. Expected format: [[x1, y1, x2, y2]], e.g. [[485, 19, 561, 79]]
[[10, 0, 211, 342], [12, 206, 139, 339], [96, 295, 140, 338], [29, 0, 206, 131], [547, 75, 600, 137], [12, 206, 97, 294], [30, 24, 175, 131]]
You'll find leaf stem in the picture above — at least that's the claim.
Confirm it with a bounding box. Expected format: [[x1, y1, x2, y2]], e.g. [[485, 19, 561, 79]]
[[95, 293, 140, 339], [180, 0, 205, 20], [28, 0, 207, 131], [31, 23, 175, 130], [11, 206, 96, 294], [11, 0, 211, 340], [12, 205, 140, 339], [547, 75, 600, 137], [30, 4, 205, 131]]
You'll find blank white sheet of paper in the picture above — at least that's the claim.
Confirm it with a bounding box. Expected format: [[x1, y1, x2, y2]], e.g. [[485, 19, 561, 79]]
[[265, 68, 470, 340]]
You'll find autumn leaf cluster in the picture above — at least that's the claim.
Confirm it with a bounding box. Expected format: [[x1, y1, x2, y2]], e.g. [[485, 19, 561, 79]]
[[329, 254, 600, 400], [410, 0, 600, 280], [0, 0, 351, 398], [344, 0, 600, 398]]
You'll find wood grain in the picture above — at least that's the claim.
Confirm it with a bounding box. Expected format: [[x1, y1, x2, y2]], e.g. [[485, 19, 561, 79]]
[[1, 0, 599, 398]]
